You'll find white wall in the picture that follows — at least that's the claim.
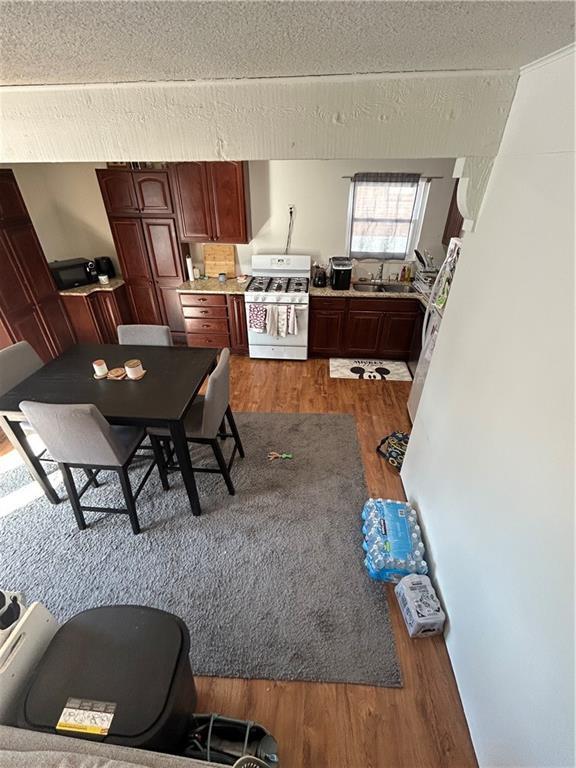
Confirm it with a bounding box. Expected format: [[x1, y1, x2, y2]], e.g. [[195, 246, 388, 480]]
[[9, 162, 117, 266], [208, 158, 455, 273], [401, 47, 575, 768]]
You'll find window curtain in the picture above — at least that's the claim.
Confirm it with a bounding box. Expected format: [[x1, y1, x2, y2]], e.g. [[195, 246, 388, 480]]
[[349, 172, 421, 260]]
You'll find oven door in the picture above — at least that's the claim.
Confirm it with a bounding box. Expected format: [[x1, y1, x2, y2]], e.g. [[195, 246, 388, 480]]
[[245, 301, 309, 359]]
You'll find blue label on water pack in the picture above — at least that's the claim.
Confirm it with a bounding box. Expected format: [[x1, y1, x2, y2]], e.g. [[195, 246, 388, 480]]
[[382, 501, 412, 560]]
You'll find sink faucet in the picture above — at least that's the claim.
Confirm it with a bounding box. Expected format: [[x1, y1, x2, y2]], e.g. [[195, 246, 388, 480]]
[[377, 263, 384, 281]]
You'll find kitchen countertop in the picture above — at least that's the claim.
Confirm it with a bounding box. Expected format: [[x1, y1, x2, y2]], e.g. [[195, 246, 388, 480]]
[[309, 283, 428, 308], [176, 278, 428, 307], [59, 277, 125, 296], [177, 278, 248, 294]]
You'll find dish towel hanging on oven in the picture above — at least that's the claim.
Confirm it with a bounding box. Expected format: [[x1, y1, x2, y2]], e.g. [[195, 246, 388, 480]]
[[276, 305, 299, 337], [266, 305, 278, 336], [248, 303, 267, 333], [269, 306, 299, 338], [277, 306, 289, 337], [287, 305, 298, 336]]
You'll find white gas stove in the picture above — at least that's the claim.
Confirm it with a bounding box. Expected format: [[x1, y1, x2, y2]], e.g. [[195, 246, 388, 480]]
[[244, 254, 311, 360]]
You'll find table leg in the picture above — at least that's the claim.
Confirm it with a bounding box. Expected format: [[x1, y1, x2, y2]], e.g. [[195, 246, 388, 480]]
[[0, 416, 61, 504], [169, 420, 202, 516]]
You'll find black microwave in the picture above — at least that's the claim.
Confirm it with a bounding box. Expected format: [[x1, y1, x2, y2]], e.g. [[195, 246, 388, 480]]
[[49, 258, 99, 290]]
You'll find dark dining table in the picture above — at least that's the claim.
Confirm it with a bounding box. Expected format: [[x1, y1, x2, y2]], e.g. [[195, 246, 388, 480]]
[[0, 343, 219, 515]]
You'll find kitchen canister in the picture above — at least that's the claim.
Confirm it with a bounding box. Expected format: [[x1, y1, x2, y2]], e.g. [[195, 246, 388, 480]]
[[124, 359, 145, 380], [92, 359, 108, 379]]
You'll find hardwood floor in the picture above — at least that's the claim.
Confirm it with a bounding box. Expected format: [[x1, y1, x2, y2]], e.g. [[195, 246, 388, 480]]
[[194, 356, 478, 768]]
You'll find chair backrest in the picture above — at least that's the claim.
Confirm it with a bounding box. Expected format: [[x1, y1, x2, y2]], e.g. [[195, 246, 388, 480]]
[[202, 348, 230, 438], [19, 401, 127, 466], [117, 324, 172, 346], [0, 342, 43, 398]]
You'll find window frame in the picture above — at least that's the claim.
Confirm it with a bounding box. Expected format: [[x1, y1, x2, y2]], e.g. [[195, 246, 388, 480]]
[[346, 175, 430, 261]]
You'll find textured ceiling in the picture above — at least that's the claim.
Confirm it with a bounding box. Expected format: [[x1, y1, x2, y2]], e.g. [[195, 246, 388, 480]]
[[1, 1, 574, 86]]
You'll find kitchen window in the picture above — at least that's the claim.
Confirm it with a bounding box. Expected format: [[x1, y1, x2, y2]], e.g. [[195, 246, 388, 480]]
[[347, 173, 430, 260]]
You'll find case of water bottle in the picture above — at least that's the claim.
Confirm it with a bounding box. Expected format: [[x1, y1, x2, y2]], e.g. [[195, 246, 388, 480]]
[[361, 498, 428, 583]]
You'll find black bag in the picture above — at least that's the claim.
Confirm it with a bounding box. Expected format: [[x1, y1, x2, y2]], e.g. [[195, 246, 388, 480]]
[[183, 714, 279, 765], [376, 431, 410, 470]]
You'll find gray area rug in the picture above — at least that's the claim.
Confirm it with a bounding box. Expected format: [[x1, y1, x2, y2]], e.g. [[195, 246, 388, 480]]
[[0, 413, 401, 687]]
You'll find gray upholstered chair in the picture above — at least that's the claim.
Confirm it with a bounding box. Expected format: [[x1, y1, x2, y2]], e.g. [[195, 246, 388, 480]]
[[0, 342, 52, 463], [148, 348, 244, 495], [19, 401, 170, 535], [117, 324, 173, 346], [0, 341, 43, 396]]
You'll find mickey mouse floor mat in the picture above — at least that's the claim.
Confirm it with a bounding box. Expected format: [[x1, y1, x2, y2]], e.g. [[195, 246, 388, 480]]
[[329, 358, 412, 381]]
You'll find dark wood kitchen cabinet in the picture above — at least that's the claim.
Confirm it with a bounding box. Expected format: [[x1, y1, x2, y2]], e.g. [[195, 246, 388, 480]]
[[102, 209, 187, 344], [308, 297, 346, 356], [141, 217, 186, 338], [0, 174, 29, 222], [227, 295, 248, 354], [98, 163, 252, 342], [170, 163, 212, 241], [442, 180, 464, 246], [177, 291, 248, 353], [171, 161, 251, 244], [97, 169, 174, 217], [379, 308, 421, 357], [62, 283, 132, 344], [179, 293, 230, 349], [97, 170, 139, 215], [207, 162, 251, 243], [309, 295, 421, 360], [134, 172, 173, 215], [0, 170, 75, 362], [108, 218, 163, 326], [344, 309, 385, 357]]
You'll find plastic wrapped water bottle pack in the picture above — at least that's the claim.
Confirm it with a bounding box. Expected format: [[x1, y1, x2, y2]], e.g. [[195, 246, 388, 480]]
[[362, 498, 428, 583]]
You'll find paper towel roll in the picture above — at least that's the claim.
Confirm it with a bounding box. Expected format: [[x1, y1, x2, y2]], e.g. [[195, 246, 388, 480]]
[[186, 257, 195, 282]]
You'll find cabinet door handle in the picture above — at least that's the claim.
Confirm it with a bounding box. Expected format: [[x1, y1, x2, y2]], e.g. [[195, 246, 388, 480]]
[[201, 324, 210, 328], [198, 298, 208, 302], [199, 310, 209, 315]]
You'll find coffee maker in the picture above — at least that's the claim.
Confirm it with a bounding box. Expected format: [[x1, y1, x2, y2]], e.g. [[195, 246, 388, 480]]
[[95, 256, 116, 279], [329, 257, 353, 290], [312, 265, 327, 288]]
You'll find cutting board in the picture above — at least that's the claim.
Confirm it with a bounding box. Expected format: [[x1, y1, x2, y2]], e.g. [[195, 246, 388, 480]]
[[202, 244, 237, 278]]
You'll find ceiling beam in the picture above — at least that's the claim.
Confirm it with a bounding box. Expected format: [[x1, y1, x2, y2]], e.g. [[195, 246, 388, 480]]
[[0, 70, 518, 163]]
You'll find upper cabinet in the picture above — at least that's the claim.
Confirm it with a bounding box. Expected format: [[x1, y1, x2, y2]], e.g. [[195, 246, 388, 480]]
[[99, 164, 251, 243], [171, 163, 212, 241], [133, 172, 173, 215], [206, 162, 251, 243], [0, 170, 29, 222], [442, 180, 464, 246], [172, 161, 251, 244], [97, 169, 173, 216], [97, 170, 139, 215]]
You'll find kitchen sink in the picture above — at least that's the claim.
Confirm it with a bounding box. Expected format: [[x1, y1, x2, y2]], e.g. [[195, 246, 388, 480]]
[[352, 282, 416, 294], [352, 283, 382, 292]]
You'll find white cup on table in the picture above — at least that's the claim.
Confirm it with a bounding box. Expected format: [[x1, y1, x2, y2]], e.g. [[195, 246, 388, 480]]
[[124, 359, 144, 380]]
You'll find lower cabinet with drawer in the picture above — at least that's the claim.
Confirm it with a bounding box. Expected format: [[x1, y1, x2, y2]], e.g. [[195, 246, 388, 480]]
[[309, 296, 422, 360], [178, 292, 247, 353]]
